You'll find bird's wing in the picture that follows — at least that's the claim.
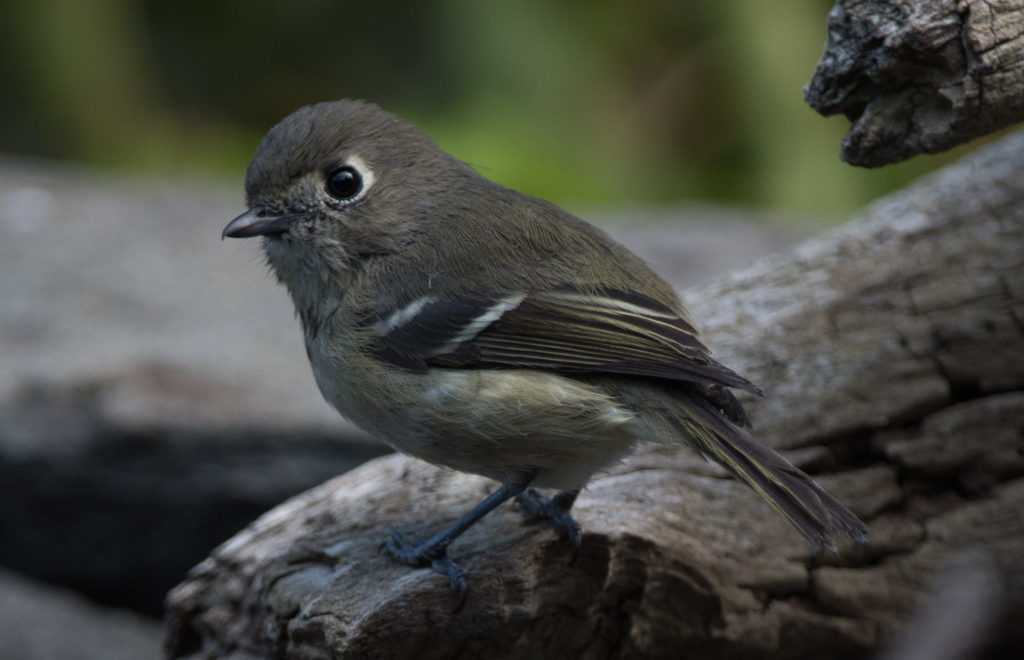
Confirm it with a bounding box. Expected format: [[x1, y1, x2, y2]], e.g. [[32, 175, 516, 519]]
[[370, 286, 761, 397]]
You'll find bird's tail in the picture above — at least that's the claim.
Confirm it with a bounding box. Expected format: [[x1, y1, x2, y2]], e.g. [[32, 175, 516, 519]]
[[668, 392, 869, 551]]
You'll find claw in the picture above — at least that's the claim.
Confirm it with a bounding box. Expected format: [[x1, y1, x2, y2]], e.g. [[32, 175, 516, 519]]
[[385, 530, 436, 564], [378, 476, 539, 612], [431, 554, 468, 613], [515, 489, 583, 562], [383, 529, 469, 610]]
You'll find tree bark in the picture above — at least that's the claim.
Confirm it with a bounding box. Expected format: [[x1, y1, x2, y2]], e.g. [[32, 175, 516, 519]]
[[164, 130, 1024, 659], [805, 0, 1024, 167]]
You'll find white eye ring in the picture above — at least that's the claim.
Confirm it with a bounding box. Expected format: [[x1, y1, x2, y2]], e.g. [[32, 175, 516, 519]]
[[325, 155, 375, 204]]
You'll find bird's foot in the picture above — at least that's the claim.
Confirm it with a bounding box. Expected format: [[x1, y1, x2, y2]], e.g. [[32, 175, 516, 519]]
[[514, 488, 582, 557], [384, 531, 468, 611]]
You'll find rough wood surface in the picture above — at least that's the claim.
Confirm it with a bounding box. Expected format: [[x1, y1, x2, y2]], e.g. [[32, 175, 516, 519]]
[[164, 130, 1024, 659], [805, 0, 1024, 166]]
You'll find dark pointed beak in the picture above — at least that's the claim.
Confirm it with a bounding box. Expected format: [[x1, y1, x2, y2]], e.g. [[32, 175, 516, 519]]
[[222, 208, 300, 239]]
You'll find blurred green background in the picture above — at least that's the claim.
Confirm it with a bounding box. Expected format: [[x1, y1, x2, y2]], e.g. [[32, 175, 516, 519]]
[[0, 0, 962, 220]]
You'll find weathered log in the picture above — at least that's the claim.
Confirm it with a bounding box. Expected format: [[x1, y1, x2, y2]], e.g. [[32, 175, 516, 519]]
[[805, 0, 1024, 166], [165, 130, 1024, 659]]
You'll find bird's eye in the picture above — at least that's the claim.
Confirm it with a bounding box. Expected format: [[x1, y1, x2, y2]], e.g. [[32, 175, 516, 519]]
[[326, 166, 362, 200]]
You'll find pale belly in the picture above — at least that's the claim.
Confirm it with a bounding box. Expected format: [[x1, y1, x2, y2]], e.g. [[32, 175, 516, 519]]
[[310, 341, 651, 489]]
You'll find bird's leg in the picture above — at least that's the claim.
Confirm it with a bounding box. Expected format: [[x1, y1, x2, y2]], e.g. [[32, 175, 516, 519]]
[[515, 488, 582, 554], [384, 471, 534, 611]]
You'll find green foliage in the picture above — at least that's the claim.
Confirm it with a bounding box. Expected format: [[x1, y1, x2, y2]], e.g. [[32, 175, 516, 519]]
[[0, 0, 957, 218]]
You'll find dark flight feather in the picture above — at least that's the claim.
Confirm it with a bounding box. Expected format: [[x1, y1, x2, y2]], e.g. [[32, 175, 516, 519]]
[[373, 286, 762, 396]]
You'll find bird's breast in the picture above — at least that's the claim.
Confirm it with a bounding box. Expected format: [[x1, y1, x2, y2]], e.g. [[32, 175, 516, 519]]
[[305, 328, 651, 488]]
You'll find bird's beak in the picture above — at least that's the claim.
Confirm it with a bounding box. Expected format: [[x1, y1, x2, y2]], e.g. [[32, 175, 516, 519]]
[[222, 208, 299, 239]]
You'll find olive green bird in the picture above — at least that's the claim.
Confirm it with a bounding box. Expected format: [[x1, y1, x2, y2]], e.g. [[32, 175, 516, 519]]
[[223, 99, 868, 610]]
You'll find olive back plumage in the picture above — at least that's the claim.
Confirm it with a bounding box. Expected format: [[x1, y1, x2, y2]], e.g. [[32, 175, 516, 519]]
[[232, 98, 869, 553]]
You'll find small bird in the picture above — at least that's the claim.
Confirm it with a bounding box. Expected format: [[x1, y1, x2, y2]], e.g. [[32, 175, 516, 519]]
[[223, 99, 868, 609]]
